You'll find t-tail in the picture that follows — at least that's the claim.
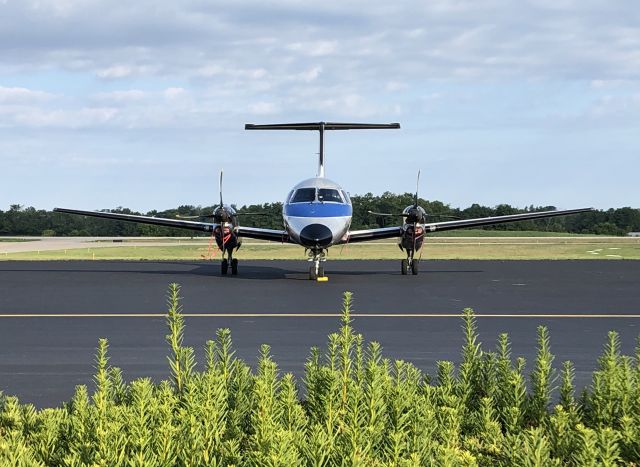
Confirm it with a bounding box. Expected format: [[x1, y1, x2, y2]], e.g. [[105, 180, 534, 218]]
[[245, 122, 400, 178]]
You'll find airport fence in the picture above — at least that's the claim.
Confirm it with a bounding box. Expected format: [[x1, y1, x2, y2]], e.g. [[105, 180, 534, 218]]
[[1, 285, 639, 466]]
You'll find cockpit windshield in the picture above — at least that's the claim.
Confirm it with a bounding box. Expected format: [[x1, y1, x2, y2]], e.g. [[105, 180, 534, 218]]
[[317, 189, 343, 203], [341, 190, 351, 204], [291, 188, 316, 203]]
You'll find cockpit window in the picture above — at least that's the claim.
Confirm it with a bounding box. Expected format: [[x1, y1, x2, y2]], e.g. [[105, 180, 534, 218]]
[[318, 189, 343, 203], [291, 188, 316, 203], [341, 190, 351, 204]]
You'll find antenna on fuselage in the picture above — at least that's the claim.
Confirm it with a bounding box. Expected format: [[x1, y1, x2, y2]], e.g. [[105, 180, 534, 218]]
[[245, 121, 401, 178]]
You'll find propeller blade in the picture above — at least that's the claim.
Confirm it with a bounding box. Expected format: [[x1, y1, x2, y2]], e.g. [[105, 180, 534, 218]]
[[367, 210, 402, 217], [219, 170, 224, 208], [429, 214, 461, 220], [176, 214, 215, 220], [414, 169, 420, 207]]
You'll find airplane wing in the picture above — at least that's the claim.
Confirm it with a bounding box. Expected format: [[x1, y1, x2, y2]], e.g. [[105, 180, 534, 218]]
[[237, 225, 290, 243], [54, 208, 291, 242], [347, 207, 593, 243], [423, 207, 594, 233], [54, 208, 215, 232], [347, 226, 404, 243]]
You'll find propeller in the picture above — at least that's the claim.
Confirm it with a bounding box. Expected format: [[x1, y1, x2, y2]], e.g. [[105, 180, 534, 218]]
[[367, 170, 459, 223], [367, 211, 459, 219], [177, 170, 272, 223], [219, 170, 224, 209], [176, 213, 215, 220], [414, 169, 420, 208], [176, 211, 268, 220], [410, 170, 421, 252], [175, 170, 232, 223]]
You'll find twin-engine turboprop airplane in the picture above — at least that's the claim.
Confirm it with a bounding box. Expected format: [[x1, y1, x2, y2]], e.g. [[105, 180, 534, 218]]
[[55, 122, 593, 280]]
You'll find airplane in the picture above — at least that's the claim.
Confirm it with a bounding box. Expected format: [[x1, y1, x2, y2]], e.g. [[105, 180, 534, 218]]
[[54, 122, 594, 280]]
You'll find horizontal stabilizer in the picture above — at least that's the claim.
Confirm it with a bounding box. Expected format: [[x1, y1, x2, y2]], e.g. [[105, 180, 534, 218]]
[[245, 122, 400, 131]]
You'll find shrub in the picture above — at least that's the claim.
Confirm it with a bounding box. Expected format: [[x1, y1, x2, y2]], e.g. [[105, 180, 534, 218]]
[[0, 284, 639, 465]]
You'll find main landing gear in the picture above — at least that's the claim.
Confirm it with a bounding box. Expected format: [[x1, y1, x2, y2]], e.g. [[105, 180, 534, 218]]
[[221, 252, 238, 275], [308, 249, 327, 280], [401, 250, 419, 276]]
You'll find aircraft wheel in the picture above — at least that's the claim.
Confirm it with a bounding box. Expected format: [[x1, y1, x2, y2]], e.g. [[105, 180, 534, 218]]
[[231, 258, 238, 275], [221, 259, 229, 275], [309, 266, 317, 280], [318, 266, 324, 278], [411, 259, 419, 275], [401, 259, 408, 275]]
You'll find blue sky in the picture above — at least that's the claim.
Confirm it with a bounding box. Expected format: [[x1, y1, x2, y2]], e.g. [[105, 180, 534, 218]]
[[1, 0, 638, 211]]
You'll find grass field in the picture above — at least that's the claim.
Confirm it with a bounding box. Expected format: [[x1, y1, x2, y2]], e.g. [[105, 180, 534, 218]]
[[0, 238, 37, 242], [2, 236, 639, 260]]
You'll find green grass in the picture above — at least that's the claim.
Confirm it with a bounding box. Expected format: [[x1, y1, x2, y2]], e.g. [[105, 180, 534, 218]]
[[2, 237, 640, 260], [0, 238, 38, 242]]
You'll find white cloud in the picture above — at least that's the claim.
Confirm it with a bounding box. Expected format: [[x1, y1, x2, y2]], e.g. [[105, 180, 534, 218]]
[[163, 87, 186, 100], [286, 40, 338, 57], [0, 86, 54, 103], [8, 107, 118, 128], [96, 65, 155, 79], [93, 90, 147, 102], [386, 81, 408, 92], [587, 93, 640, 119], [296, 66, 322, 82], [248, 101, 279, 115], [1, 1, 639, 132]]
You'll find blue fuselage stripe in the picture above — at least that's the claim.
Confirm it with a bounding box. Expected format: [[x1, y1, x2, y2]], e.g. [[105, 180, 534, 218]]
[[284, 203, 352, 218]]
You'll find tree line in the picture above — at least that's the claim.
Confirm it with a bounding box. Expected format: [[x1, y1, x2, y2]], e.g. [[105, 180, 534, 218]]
[[1, 193, 639, 236]]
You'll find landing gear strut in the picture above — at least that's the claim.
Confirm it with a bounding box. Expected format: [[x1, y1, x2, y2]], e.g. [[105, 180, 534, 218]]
[[221, 251, 238, 275], [401, 250, 419, 276], [308, 249, 326, 280]]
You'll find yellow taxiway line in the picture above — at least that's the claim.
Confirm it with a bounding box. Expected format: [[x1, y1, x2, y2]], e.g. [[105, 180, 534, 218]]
[[0, 313, 639, 318]]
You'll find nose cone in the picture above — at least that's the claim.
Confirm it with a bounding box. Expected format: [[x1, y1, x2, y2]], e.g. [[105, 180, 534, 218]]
[[300, 223, 333, 247]]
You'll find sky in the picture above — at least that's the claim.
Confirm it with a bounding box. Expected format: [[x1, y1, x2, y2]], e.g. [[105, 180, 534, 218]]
[[0, 0, 638, 212]]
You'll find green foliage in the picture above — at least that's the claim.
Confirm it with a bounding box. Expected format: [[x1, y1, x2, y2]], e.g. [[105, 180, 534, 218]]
[[527, 326, 556, 426], [3, 198, 640, 236], [1, 286, 639, 465]]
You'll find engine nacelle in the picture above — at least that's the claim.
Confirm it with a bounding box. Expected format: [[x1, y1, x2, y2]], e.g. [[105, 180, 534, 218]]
[[400, 223, 425, 252], [213, 223, 240, 252]]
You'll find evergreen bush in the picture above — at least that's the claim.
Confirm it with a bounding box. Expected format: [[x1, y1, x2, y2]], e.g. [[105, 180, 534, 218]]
[[1, 284, 639, 465]]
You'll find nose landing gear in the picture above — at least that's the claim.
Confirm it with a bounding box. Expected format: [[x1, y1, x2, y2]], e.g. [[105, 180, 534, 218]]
[[308, 249, 327, 280]]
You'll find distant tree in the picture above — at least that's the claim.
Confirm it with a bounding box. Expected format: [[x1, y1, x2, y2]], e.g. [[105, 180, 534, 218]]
[[2, 196, 638, 236], [593, 222, 625, 236]]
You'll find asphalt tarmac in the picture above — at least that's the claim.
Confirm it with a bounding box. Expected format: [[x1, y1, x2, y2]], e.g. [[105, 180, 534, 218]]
[[1, 260, 638, 407]]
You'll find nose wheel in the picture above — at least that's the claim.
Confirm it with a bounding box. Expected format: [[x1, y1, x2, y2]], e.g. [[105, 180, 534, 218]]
[[308, 249, 327, 280]]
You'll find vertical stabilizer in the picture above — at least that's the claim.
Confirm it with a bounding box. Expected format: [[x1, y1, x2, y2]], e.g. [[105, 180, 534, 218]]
[[318, 122, 325, 177]]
